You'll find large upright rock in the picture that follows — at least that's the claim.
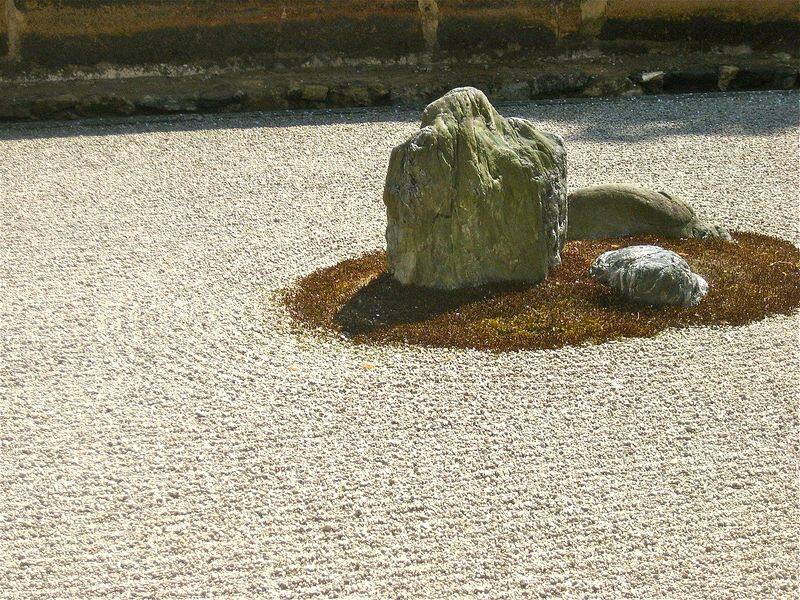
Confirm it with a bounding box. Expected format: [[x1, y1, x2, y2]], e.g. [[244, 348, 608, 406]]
[[384, 87, 567, 289]]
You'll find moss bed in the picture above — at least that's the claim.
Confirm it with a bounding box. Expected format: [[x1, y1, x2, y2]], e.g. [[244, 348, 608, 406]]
[[283, 232, 800, 352]]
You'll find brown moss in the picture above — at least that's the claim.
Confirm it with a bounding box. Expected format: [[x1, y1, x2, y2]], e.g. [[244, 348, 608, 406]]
[[283, 232, 800, 352]]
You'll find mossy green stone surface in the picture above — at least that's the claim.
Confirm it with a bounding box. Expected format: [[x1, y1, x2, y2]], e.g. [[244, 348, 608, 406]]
[[384, 87, 567, 289], [567, 184, 731, 241]]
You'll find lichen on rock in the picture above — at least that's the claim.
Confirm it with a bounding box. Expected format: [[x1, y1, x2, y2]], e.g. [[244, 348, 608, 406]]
[[590, 245, 709, 307], [384, 87, 567, 289]]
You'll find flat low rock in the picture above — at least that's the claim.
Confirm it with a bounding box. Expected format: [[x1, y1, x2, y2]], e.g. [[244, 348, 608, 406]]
[[567, 184, 732, 241], [384, 87, 567, 289], [590, 245, 709, 307]]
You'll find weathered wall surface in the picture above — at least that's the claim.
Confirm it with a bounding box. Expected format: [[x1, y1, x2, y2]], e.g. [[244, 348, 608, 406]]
[[1, 0, 798, 69]]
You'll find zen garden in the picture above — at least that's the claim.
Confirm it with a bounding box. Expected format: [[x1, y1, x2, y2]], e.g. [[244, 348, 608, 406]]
[[2, 1, 799, 597], [285, 87, 800, 352]]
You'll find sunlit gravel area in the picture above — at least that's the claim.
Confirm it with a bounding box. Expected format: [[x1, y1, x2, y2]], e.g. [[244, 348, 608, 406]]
[[1, 91, 798, 598]]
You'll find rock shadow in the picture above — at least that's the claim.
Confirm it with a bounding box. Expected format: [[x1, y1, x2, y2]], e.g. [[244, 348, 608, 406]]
[[333, 272, 532, 336]]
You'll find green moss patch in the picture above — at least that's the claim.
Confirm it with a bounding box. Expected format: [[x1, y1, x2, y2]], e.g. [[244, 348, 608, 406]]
[[283, 232, 800, 352]]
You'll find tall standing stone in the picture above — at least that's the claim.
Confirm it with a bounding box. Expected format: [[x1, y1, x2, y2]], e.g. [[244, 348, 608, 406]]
[[384, 87, 567, 289]]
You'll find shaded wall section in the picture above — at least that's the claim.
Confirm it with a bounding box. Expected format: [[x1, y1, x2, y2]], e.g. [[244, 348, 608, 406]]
[[1, 0, 798, 69]]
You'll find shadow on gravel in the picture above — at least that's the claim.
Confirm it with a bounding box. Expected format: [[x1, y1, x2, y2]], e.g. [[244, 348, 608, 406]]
[[1, 91, 796, 142], [0, 106, 419, 142], [522, 91, 800, 142]]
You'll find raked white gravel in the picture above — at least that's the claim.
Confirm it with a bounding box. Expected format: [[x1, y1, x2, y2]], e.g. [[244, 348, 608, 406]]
[[1, 91, 798, 598]]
